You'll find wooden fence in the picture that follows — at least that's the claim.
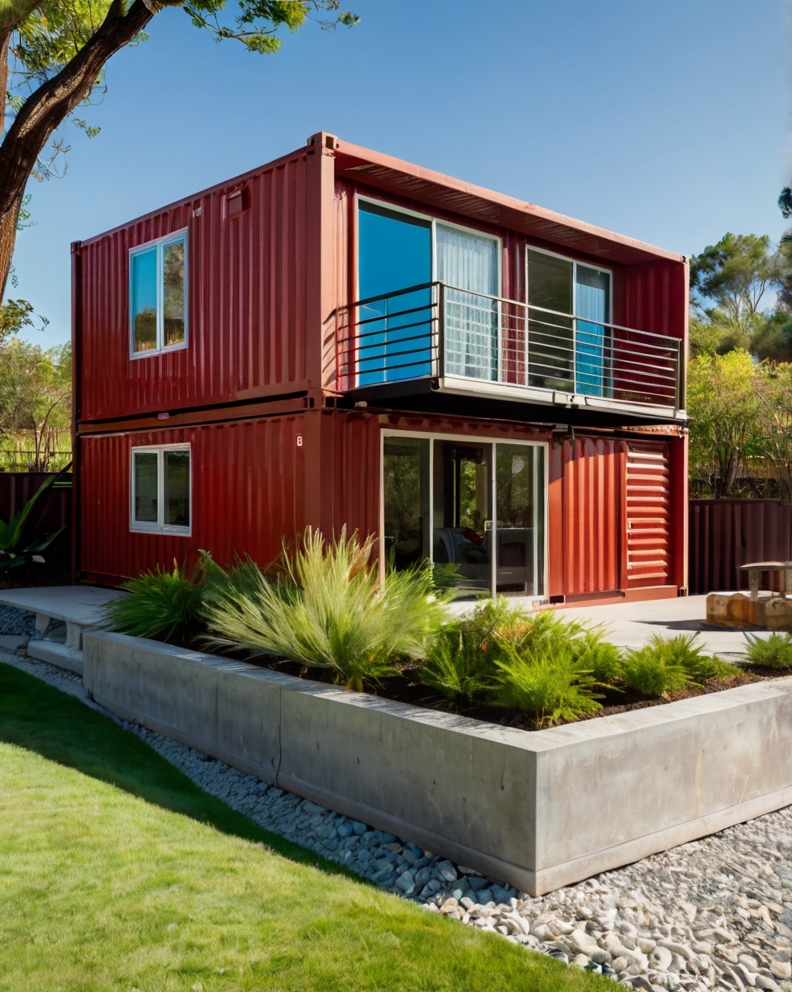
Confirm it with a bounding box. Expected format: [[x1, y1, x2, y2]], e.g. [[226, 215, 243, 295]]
[[689, 499, 792, 595]]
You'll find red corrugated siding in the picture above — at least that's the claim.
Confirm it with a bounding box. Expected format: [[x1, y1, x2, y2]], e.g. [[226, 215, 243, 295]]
[[79, 415, 306, 582], [558, 436, 625, 596], [616, 258, 688, 341], [625, 442, 671, 588], [78, 150, 313, 422]]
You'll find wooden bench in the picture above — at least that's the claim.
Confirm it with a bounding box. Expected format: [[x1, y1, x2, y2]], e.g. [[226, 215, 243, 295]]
[[739, 561, 792, 601]]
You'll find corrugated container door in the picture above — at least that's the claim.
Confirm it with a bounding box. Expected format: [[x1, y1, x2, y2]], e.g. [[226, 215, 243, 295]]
[[626, 442, 671, 587]]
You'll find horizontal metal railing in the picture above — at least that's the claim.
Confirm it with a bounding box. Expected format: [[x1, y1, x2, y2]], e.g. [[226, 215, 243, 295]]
[[336, 281, 683, 411]]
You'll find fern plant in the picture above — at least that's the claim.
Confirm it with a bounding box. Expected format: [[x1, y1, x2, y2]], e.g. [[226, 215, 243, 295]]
[[744, 632, 792, 669], [203, 528, 448, 691], [619, 634, 736, 698], [492, 640, 604, 728]]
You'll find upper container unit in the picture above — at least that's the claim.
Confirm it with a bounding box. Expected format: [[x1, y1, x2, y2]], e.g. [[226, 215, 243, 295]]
[[74, 135, 337, 423], [74, 132, 688, 424]]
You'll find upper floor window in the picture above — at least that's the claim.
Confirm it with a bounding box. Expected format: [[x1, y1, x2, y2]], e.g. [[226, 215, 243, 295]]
[[130, 231, 188, 357], [131, 443, 191, 534]]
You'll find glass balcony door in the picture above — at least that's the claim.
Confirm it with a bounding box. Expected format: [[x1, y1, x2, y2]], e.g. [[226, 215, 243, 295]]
[[436, 224, 500, 381], [383, 432, 546, 598], [527, 249, 611, 397], [357, 201, 432, 385]]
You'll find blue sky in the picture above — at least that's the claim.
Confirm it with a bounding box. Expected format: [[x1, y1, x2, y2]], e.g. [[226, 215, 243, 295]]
[[10, 0, 788, 346]]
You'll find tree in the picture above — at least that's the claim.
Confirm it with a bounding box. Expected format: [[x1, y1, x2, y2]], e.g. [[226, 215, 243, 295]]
[[689, 233, 777, 347], [752, 363, 792, 503], [0, 338, 71, 469], [687, 350, 763, 498], [0, 0, 357, 302]]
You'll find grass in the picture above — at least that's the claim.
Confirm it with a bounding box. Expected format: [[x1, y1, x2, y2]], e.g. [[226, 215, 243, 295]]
[[0, 663, 611, 992]]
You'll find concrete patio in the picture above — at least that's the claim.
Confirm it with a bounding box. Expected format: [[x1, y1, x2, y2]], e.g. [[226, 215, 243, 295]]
[[560, 594, 773, 660], [0, 585, 126, 673]]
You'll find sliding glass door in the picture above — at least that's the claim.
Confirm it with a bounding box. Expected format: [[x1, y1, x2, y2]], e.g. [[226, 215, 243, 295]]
[[383, 432, 547, 597], [526, 249, 611, 396], [436, 224, 500, 381], [357, 201, 432, 384]]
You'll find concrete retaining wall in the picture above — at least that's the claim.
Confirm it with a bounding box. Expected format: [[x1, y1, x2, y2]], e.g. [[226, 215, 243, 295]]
[[84, 631, 792, 895]]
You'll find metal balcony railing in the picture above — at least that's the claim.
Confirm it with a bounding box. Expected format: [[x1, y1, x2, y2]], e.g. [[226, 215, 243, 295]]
[[335, 281, 684, 412]]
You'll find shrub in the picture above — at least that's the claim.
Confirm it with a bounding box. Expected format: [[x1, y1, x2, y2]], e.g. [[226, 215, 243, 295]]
[[418, 600, 612, 724], [418, 599, 539, 702], [101, 560, 206, 646], [744, 632, 792, 669], [203, 528, 447, 691], [492, 640, 603, 728], [619, 634, 737, 698]]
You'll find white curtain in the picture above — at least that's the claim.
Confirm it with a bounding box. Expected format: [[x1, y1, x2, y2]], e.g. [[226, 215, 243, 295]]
[[436, 224, 499, 380]]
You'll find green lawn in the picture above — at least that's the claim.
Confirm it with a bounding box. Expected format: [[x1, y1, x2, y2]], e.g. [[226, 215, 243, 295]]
[[0, 663, 610, 992]]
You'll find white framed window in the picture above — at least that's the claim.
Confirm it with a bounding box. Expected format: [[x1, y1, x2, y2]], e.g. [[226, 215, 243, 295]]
[[129, 229, 188, 357], [130, 444, 191, 534]]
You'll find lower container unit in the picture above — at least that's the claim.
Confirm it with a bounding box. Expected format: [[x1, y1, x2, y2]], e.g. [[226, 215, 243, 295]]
[[76, 406, 687, 599]]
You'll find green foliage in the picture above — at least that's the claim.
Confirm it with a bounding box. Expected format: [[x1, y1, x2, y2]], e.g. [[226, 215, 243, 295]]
[[203, 528, 447, 691], [417, 623, 494, 703], [101, 560, 207, 646], [619, 634, 736, 698], [493, 641, 604, 728], [419, 601, 618, 725], [750, 311, 792, 364], [744, 632, 792, 669], [0, 339, 71, 471], [690, 233, 775, 337], [687, 350, 764, 498], [0, 469, 66, 575]]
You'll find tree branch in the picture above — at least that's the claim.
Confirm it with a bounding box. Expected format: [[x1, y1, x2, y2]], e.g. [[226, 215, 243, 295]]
[[0, 0, 158, 294]]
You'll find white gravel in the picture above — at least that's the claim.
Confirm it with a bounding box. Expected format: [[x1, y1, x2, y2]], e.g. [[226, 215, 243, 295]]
[[2, 649, 790, 992]]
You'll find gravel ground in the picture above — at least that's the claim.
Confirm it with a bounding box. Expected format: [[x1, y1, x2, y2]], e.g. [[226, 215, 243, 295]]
[[2, 648, 790, 992]]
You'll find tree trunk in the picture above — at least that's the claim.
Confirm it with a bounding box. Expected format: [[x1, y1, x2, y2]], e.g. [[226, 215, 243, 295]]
[[0, 0, 157, 298]]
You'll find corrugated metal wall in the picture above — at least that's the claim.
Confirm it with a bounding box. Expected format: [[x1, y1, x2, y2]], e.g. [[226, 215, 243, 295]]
[[625, 442, 671, 588], [616, 258, 688, 341], [689, 499, 792, 595], [78, 149, 314, 422], [548, 435, 682, 599], [79, 415, 306, 583], [552, 436, 625, 597]]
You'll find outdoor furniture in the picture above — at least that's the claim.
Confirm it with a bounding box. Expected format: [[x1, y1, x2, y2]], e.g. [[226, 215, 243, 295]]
[[0, 586, 126, 674], [739, 561, 792, 601]]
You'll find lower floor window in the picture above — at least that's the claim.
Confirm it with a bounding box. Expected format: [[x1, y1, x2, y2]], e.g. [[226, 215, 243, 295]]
[[131, 444, 191, 533]]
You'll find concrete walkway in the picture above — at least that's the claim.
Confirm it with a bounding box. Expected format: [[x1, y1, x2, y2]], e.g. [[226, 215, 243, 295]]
[[0, 585, 125, 625], [560, 594, 770, 659]]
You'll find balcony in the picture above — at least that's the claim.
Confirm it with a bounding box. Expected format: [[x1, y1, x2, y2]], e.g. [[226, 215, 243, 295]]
[[335, 282, 685, 419]]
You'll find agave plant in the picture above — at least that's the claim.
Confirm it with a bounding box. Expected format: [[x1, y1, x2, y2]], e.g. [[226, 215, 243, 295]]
[[203, 528, 448, 691], [0, 468, 69, 577]]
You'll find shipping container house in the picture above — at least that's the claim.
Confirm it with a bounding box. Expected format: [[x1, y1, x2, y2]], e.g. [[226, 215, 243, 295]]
[[73, 132, 689, 602]]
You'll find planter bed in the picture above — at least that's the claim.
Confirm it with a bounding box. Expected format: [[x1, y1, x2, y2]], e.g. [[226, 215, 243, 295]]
[[84, 630, 792, 896]]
